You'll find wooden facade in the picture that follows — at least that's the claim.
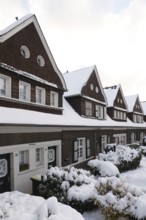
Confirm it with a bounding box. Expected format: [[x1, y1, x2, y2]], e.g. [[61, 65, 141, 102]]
[[0, 14, 146, 194]]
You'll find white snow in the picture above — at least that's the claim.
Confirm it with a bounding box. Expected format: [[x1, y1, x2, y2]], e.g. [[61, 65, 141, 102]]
[[63, 66, 95, 97], [0, 14, 34, 36], [141, 101, 146, 115], [1, 157, 146, 219], [88, 159, 120, 177], [0, 96, 146, 129], [63, 65, 106, 104], [103, 84, 119, 107], [0, 191, 84, 220], [125, 94, 143, 113]]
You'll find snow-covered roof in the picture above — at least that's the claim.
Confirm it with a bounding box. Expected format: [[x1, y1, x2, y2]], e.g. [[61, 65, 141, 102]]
[[141, 101, 146, 115], [104, 84, 127, 110], [104, 85, 119, 107], [0, 14, 67, 91], [64, 66, 107, 104], [64, 66, 95, 97], [0, 62, 57, 88], [125, 94, 142, 113], [0, 97, 146, 129]]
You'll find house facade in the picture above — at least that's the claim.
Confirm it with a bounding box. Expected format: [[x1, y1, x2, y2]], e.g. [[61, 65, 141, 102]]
[[0, 14, 146, 194]]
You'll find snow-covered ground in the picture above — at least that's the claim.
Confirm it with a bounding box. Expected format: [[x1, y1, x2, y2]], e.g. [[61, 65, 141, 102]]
[[84, 156, 146, 220], [1, 156, 146, 220]]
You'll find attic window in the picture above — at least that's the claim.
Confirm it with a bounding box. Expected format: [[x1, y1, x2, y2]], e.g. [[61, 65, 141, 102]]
[[20, 45, 30, 59], [37, 55, 45, 67], [95, 86, 99, 93], [90, 83, 94, 90]]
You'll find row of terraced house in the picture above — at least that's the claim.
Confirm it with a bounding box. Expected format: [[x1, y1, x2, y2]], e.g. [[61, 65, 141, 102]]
[[0, 14, 146, 194]]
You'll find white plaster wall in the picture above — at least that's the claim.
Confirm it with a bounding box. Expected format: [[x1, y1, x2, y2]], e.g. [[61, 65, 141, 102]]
[[0, 140, 62, 194]]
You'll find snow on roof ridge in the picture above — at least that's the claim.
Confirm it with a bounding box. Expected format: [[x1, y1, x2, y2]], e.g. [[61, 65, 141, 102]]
[[64, 65, 96, 97], [64, 65, 95, 75], [0, 14, 34, 36], [103, 84, 119, 107]]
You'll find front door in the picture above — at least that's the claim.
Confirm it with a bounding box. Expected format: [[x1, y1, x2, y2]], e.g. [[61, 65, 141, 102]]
[[48, 146, 56, 168], [0, 154, 10, 193]]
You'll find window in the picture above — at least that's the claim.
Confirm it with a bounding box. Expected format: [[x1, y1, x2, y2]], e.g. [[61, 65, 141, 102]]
[[36, 87, 45, 104], [19, 150, 29, 172], [0, 74, 11, 97], [36, 148, 43, 165], [37, 55, 45, 67], [131, 133, 135, 143], [50, 91, 58, 107], [96, 105, 104, 119], [20, 45, 30, 59], [85, 101, 92, 116], [73, 138, 86, 162], [19, 81, 30, 101]]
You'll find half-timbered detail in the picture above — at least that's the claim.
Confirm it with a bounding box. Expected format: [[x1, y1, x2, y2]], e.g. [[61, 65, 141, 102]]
[[125, 95, 144, 123], [64, 65, 107, 119], [104, 84, 127, 122]]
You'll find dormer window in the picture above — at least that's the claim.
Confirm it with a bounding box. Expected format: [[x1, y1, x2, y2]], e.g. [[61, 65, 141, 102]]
[[0, 74, 11, 97], [20, 45, 30, 59], [85, 101, 92, 116]]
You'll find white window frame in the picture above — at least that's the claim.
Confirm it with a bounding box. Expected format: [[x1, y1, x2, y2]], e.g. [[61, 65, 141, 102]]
[[131, 133, 135, 143], [85, 101, 92, 116], [19, 81, 30, 101], [0, 74, 11, 97], [96, 105, 104, 119], [19, 150, 29, 172], [35, 148, 43, 165], [101, 135, 107, 152], [50, 91, 58, 107], [36, 87, 45, 104], [73, 138, 86, 162], [113, 133, 126, 145]]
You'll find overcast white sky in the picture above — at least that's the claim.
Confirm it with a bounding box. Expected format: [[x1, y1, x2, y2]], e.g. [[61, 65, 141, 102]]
[[0, 0, 146, 101]]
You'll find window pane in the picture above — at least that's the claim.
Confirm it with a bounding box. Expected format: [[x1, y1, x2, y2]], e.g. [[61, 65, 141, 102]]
[[19, 84, 27, 100], [0, 78, 6, 95], [36, 89, 42, 103]]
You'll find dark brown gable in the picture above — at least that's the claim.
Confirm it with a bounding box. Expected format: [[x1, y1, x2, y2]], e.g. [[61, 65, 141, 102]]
[[133, 98, 143, 113], [114, 89, 127, 110], [0, 23, 63, 90], [81, 71, 105, 103]]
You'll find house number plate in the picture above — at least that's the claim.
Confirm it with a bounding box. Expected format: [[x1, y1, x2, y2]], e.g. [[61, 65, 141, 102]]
[[0, 159, 8, 178]]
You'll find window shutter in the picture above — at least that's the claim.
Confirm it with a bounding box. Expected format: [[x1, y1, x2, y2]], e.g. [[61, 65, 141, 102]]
[[86, 139, 90, 158], [73, 141, 78, 162]]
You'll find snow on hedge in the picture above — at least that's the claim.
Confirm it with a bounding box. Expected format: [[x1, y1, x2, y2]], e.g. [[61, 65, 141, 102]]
[[88, 159, 120, 177], [95, 176, 146, 219], [98, 145, 140, 164], [0, 191, 84, 220]]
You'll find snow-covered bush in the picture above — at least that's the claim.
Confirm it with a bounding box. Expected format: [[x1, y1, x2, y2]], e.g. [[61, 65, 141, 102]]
[[128, 142, 140, 149], [95, 176, 146, 220], [98, 145, 142, 172], [37, 166, 97, 213], [140, 145, 146, 156], [88, 159, 120, 177]]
